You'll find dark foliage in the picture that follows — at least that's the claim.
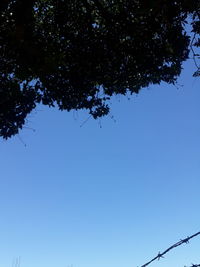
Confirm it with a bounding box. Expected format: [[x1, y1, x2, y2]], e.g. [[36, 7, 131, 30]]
[[0, 0, 199, 138]]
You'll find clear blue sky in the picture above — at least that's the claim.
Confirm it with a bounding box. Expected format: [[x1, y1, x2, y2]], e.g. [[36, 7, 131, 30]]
[[0, 58, 200, 267]]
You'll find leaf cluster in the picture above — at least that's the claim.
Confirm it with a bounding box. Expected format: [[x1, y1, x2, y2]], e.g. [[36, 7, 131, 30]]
[[0, 0, 199, 138]]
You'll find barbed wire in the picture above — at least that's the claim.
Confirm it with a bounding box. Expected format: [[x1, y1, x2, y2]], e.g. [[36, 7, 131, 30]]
[[140, 231, 200, 267]]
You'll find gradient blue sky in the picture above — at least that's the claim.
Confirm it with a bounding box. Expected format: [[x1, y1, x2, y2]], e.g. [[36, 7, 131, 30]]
[[0, 58, 200, 267]]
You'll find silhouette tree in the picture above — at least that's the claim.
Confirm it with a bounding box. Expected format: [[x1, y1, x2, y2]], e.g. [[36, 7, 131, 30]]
[[0, 0, 199, 138]]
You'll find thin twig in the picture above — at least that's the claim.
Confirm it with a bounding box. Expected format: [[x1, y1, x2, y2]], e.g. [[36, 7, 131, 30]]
[[80, 115, 92, 127], [190, 33, 200, 69], [140, 231, 200, 267]]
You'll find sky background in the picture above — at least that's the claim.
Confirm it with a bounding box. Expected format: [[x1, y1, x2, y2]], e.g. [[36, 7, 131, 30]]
[[0, 58, 200, 267]]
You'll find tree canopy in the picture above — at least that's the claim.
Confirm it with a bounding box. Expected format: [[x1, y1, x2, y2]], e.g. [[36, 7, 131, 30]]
[[0, 0, 200, 138]]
